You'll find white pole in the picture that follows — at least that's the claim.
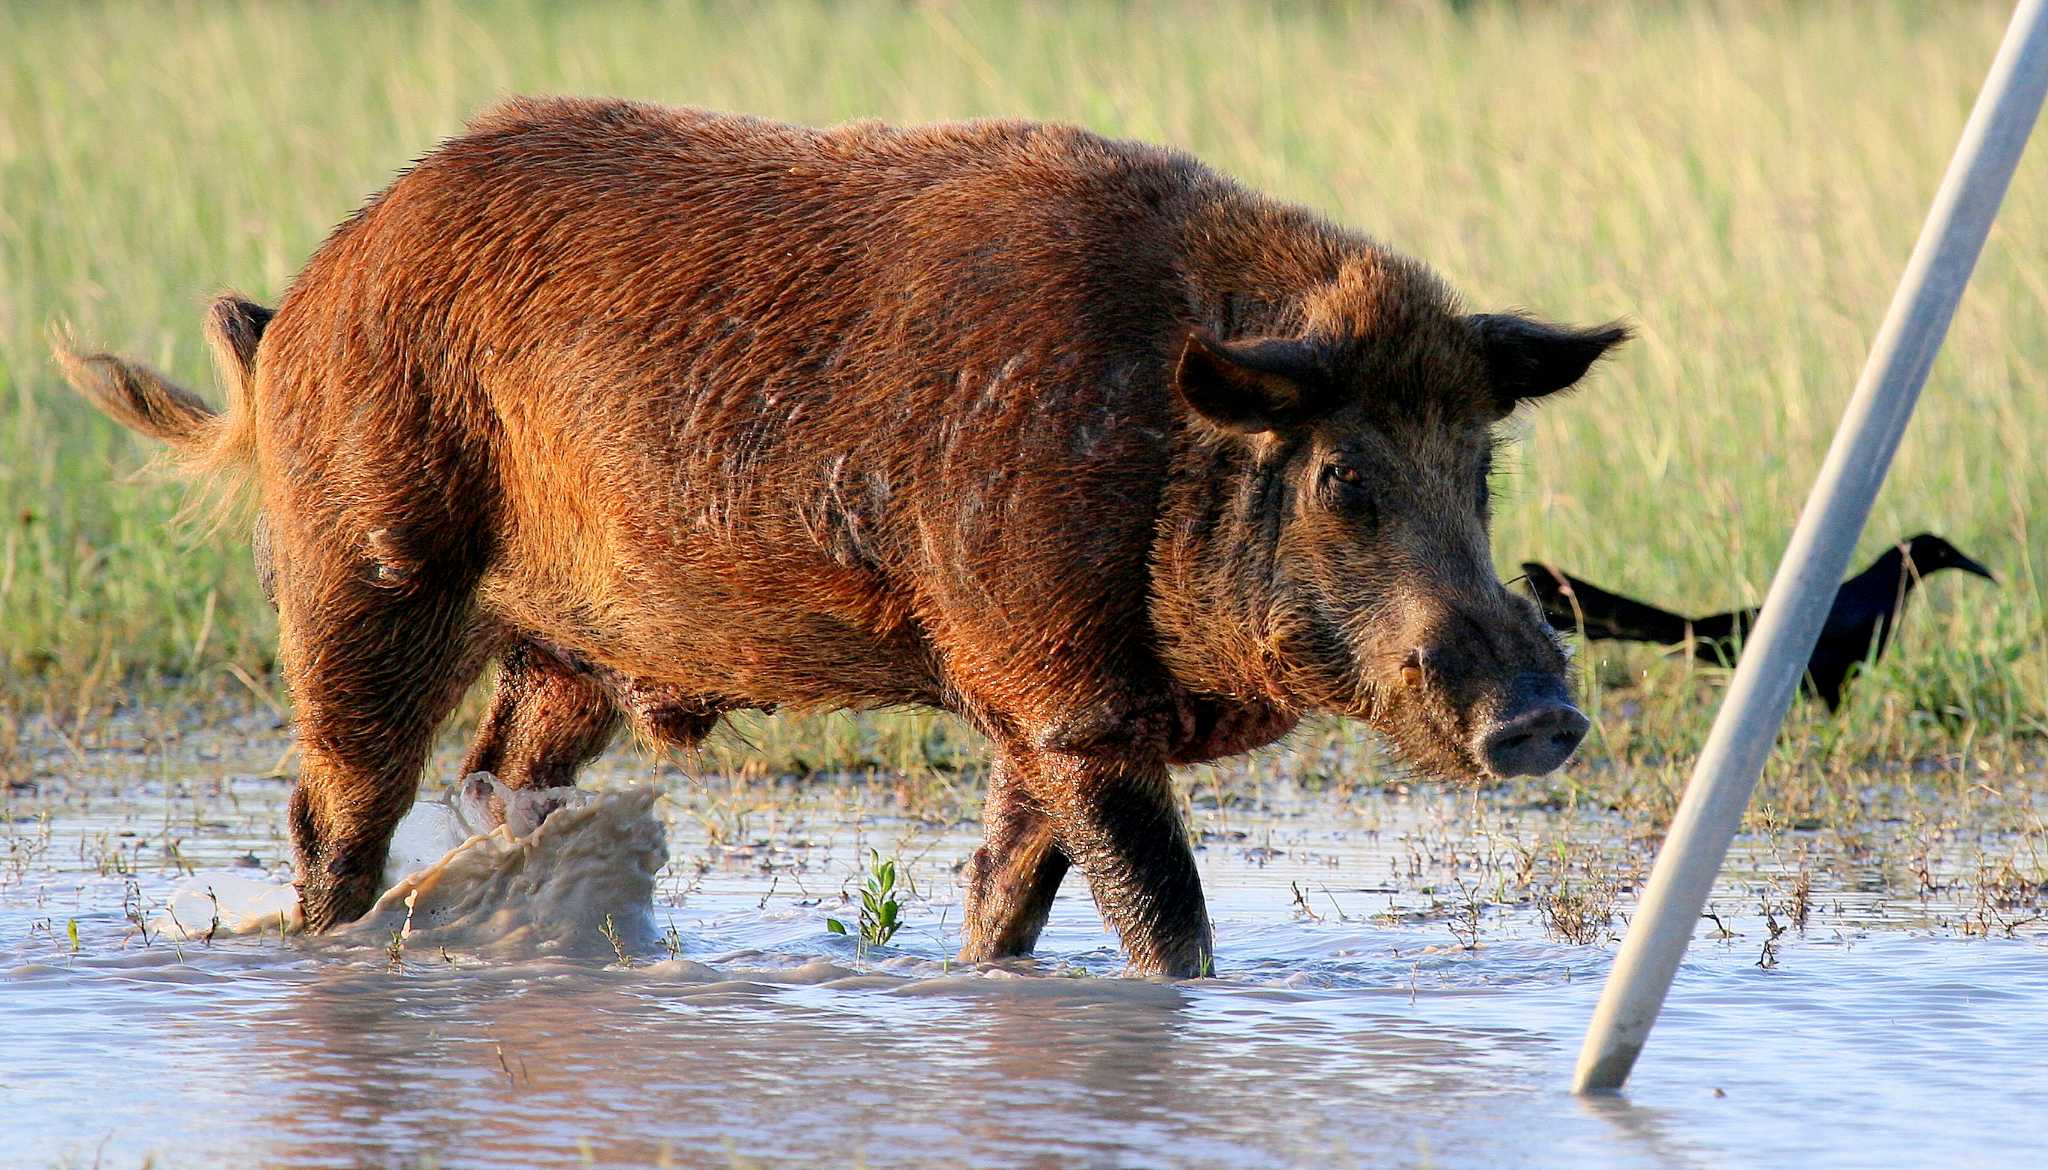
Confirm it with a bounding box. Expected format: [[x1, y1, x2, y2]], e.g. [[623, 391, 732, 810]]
[[1573, 0, 2048, 1095]]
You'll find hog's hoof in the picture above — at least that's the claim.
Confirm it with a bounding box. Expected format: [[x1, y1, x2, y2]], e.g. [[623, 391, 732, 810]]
[[953, 938, 1030, 967], [292, 869, 381, 934], [1123, 955, 1213, 980], [1120, 934, 1214, 980]]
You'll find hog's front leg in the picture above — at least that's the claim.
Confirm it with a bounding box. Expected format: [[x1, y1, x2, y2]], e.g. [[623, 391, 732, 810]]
[[1034, 749, 1213, 978]]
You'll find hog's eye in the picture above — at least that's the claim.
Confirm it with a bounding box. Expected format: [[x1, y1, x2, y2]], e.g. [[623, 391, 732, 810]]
[[1319, 462, 1374, 515]]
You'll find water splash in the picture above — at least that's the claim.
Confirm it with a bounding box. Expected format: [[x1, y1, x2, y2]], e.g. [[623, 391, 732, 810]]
[[351, 786, 665, 957], [156, 785, 665, 958]]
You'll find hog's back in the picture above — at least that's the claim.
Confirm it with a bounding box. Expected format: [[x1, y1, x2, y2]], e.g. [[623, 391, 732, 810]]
[[255, 99, 1228, 728]]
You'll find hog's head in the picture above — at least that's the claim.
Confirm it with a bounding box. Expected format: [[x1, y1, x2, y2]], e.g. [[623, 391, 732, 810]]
[[1152, 260, 1626, 781]]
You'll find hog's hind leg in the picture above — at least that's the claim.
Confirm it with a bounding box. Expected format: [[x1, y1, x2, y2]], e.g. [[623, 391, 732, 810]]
[[274, 530, 497, 932], [461, 642, 623, 791], [457, 651, 729, 832]]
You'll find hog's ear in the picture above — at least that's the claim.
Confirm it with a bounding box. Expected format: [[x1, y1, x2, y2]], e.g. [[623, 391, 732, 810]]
[[1173, 331, 1330, 434], [1470, 314, 1630, 408]]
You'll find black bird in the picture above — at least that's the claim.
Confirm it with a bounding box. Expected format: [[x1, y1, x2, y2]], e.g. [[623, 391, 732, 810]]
[[1522, 533, 1996, 710]]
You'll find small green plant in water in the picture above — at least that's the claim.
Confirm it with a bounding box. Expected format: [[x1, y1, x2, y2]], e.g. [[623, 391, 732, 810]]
[[827, 849, 902, 954]]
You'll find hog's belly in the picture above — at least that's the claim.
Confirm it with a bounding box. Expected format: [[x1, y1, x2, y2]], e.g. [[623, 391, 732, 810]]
[[477, 555, 943, 712]]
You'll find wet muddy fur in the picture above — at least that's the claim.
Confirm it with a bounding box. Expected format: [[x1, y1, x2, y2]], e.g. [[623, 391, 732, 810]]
[[55, 98, 1625, 975]]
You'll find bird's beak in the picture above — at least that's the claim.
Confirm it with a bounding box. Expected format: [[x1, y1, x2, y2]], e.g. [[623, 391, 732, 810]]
[[1956, 553, 1998, 583]]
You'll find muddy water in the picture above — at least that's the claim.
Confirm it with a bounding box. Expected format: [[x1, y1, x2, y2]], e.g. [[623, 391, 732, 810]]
[[5, 717, 2046, 1169]]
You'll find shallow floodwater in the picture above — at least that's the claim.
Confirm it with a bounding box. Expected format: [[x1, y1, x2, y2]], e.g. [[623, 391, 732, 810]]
[[5, 714, 2046, 1169]]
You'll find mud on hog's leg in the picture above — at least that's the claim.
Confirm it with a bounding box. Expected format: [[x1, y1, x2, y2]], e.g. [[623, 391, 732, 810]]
[[958, 752, 1072, 964], [1034, 750, 1213, 978], [460, 642, 622, 794]]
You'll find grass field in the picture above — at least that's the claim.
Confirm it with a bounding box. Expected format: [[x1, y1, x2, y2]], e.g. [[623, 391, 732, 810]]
[[3, 1, 2043, 808]]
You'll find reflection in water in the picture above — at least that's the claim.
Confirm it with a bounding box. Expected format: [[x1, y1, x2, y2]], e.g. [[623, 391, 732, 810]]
[[1577, 1092, 1719, 1170], [18, 924, 2046, 1170], [127, 952, 1575, 1170]]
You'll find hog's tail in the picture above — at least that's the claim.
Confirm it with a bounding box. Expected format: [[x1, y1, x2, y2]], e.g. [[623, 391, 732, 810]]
[[51, 294, 272, 483]]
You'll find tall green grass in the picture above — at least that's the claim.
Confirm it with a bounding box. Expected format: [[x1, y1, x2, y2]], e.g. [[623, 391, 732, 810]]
[[2, 1, 2042, 771]]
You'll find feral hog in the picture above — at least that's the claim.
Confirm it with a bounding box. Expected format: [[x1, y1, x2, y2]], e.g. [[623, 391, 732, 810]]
[[58, 98, 1625, 976]]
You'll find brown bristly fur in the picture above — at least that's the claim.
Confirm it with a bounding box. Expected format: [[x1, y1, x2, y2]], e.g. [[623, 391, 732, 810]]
[[56, 98, 1624, 975]]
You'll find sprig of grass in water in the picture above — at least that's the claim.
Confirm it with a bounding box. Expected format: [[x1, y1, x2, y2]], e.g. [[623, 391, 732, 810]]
[[827, 849, 902, 955], [387, 890, 418, 969], [661, 918, 683, 960], [600, 912, 632, 967]]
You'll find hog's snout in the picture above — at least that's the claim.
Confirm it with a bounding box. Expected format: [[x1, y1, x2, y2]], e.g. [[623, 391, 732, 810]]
[[1475, 674, 1588, 777]]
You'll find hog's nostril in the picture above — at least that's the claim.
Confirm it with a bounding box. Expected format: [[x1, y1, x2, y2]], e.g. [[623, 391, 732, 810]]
[[1478, 702, 1589, 778]]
